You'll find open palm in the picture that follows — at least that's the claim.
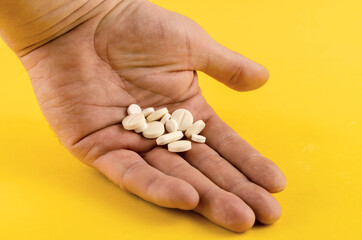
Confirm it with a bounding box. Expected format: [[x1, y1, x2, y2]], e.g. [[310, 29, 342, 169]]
[[22, 0, 286, 232]]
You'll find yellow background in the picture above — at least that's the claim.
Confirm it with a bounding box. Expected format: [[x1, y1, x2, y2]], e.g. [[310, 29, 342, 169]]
[[0, 0, 361, 239]]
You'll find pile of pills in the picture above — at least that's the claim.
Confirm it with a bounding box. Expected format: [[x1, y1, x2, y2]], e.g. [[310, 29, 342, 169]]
[[122, 104, 206, 152]]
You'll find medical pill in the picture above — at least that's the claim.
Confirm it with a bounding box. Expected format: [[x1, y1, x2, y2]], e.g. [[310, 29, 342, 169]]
[[191, 134, 206, 143], [165, 119, 178, 133], [168, 140, 192, 152], [185, 120, 206, 138], [127, 104, 142, 115], [147, 108, 168, 121], [122, 104, 205, 152], [135, 122, 148, 133], [122, 113, 146, 130], [142, 107, 154, 117], [156, 131, 183, 145], [160, 113, 171, 124], [142, 121, 165, 139], [171, 109, 193, 131]]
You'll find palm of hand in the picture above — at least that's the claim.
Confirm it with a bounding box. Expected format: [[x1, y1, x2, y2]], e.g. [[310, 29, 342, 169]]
[[22, 0, 286, 232]]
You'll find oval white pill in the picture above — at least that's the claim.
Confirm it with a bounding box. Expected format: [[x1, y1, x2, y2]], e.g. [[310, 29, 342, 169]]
[[122, 113, 146, 130], [147, 108, 168, 121], [185, 120, 206, 138], [171, 109, 193, 131], [191, 134, 206, 143], [142, 107, 154, 117], [142, 121, 165, 139], [168, 140, 192, 152], [160, 113, 171, 124], [165, 119, 178, 133], [156, 131, 183, 145], [135, 122, 148, 133], [127, 104, 142, 115]]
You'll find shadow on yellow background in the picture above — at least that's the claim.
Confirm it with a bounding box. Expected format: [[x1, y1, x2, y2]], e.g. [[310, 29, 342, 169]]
[[0, 0, 361, 239]]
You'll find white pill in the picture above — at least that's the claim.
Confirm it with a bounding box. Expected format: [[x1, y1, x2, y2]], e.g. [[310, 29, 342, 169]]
[[135, 122, 148, 133], [160, 113, 171, 124], [127, 104, 142, 115], [156, 131, 183, 145], [122, 113, 146, 130], [171, 109, 193, 131], [147, 108, 168, 121], [191, 134, 206, 143], [142, 121, 165, 139], [185, 120, 206, 138], [165, 119, 178, 133], [168, 140, 192, 152], [142, 107, 154, 117]]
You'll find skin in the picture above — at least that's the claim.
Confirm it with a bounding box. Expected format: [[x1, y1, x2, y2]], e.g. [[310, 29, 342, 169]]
[[0, 0, 286, 232]]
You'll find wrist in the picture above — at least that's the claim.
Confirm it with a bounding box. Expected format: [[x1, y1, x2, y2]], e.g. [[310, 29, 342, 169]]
[[0, 0, 124, 56]]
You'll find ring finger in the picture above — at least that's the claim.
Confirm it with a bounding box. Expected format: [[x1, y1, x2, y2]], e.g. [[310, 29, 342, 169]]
[[143, 147, 255, 232]]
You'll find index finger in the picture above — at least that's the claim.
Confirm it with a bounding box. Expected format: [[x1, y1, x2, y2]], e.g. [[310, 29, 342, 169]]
[[203, 113, 287, 193]]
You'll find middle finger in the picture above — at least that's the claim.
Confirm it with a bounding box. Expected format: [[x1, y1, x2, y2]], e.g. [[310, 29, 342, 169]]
[[183, 143, 282, 224]]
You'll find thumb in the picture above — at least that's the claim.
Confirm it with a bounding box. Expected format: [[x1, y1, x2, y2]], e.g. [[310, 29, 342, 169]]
[[192, 40, 270, 92]]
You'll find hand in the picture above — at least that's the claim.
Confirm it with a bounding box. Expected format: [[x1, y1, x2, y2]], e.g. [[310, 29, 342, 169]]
[[20, 0, 286, 232]]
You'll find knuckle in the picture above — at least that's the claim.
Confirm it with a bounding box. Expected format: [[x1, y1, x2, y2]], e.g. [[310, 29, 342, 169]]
[[216, 133, 240, 150]]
